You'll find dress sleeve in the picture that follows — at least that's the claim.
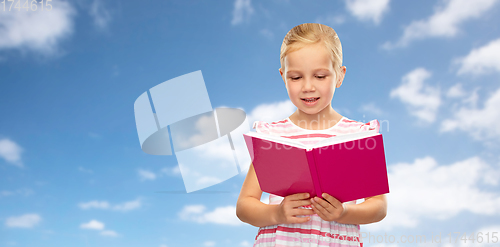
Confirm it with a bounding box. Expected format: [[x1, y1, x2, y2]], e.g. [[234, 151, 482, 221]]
[[360, 119, 380, 133], [252, 120, 271, 135]]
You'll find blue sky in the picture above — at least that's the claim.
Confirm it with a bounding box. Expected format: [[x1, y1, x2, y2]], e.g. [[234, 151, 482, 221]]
[[1, 0, 500, 246]]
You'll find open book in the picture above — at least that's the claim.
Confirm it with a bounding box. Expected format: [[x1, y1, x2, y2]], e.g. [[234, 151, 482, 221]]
[[243, 130, 389, 203]]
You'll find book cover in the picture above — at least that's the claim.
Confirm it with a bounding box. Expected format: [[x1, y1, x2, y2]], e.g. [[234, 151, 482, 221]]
[[243, 131, 389, 203]]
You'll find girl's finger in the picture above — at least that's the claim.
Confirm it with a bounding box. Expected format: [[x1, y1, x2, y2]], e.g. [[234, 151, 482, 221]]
[[311, 199, 329, 215], [313, 197, 332, 214], [311, 204, 327, 220], [295, 208, 314, 216], [322, 193, 342, 209], [291, 193, 310, 201], [295, 199, 313, 207], [297, 216, 310, 223]]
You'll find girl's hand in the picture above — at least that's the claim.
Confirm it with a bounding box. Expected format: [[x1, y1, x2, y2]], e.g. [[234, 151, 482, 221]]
[[275, 193, 314, 225], [310, 193, 346, 222]]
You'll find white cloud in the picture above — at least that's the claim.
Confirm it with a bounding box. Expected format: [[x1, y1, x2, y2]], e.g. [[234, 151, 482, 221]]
[[79, 200, 110, 210], [364, 156, 500, 231], [196, 176, 222, 186], [178, 205, 242, 226], [0, 138, 23, 167], [203, 241, 216, 247], [180, 205, 205, 215], [367, 244, 399, 247], [0, 190, 13, 197], [137, 166, 180, 180], [0, 0, 75, 55], [4, 241, 17, 246], [441, 87, 500, 141], [90, 0, 111, 29], [344, 0, 390, 25], [390, 68, 441, 123], [172, 110, 248, 188], [174, 114, 222, 150], [160, 166, 181, 176], [383, 0, 498, 49], [359, 102, 384, 115], [80, 219, 105, 230], [445, 83, 482, 119], [465, 88, 480, 107], [247, 100, 296, 125], [78, 198, 142, 212], [446, 83, 466, 98], [0, 188, 33, 198], [231, 0, 254, 26], [5, 214, 41, 228], [88, 132, 102, 139], [112, 198, 141, 212], [137, 166, 181, 179], [335, 107, 352, 116], [80, 219, 120, 237], [112, 64, 119, 76], [458, 225, 500, 246], [78, 166, 93, 173], [239, 240, 251, 246], [175, 160, 227, 192], [138, 169, 157, 181], [259, 29, 273, 40], [455, 38, 500, 75], [100, 230, 119, 237], [315, 15, 346, 26]]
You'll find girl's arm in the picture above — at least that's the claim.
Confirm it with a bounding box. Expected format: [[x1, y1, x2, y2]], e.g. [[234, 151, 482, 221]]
[[236, 163, 280, 227], [236, 163, 314, 228], [335, 194, 387, 225]]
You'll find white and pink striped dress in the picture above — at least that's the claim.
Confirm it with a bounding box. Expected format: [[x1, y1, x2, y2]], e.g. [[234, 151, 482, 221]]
[[251, 116, 380, 247]]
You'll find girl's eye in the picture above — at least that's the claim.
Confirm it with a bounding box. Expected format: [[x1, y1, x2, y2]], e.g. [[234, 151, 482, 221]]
[[290, 77, 301, 81], [316, 75, 326, 79]]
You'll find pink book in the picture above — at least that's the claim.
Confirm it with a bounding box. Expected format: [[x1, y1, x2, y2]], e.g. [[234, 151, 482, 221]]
[[243, 130, 389, 202]]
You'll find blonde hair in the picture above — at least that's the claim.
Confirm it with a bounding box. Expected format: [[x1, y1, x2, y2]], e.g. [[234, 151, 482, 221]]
[[280, 23, 343, 74]]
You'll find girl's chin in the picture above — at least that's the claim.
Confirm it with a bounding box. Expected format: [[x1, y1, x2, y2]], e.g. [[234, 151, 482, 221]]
[[295, 104, 332, 115], [296, 108, 324, 115]]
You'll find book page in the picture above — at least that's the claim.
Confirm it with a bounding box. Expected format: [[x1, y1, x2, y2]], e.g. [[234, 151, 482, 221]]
[[243, 130, 380, 150], [310, 130, 380, 149], [243, 132, 308, 149]]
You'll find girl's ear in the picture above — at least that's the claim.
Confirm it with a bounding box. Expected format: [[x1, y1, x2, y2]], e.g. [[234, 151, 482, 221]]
[[279, 68, 286, 85], [336, 66, 347, 88]]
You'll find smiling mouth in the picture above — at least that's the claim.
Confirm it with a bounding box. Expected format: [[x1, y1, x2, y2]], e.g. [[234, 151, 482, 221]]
[[301, 97, 320, 103]]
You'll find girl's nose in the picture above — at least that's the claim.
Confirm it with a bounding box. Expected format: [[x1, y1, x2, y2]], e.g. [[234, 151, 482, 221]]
[[302, 78, 315, 92]]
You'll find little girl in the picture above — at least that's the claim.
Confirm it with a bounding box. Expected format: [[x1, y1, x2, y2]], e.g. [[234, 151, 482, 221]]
[[236, 23, 387, 246]]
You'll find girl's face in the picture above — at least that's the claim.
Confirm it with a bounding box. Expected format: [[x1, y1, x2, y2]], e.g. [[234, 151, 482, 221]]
[[279, 43, 346, 118]]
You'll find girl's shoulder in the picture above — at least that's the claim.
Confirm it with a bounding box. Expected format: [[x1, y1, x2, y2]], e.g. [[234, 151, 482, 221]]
[[340, 117, 381, 133], [252, 118, 290, 135]]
